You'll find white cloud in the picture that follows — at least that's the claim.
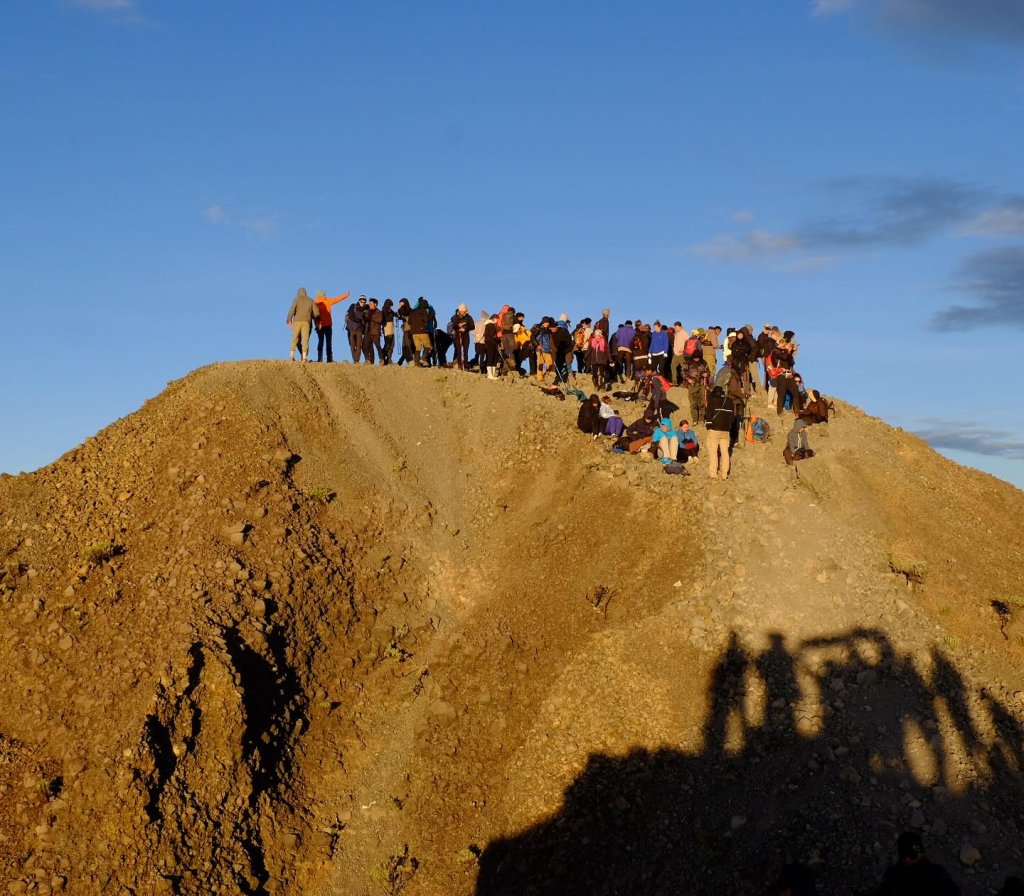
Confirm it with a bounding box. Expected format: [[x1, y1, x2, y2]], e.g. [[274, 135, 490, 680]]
[[961, 205, 1024, 236], [202, 203, 277, 240], [203, 204, 227, 224], [731, 209, 755, 223], [688, 229, 800, 262]]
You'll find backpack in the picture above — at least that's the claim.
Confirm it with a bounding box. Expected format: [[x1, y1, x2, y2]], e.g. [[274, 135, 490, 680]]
[[663, 462, 689, 476], [631, 333, 646, 354], [683, 335, 702, 359], [745, 416, 770, 443], [573, 326, 589, 350]]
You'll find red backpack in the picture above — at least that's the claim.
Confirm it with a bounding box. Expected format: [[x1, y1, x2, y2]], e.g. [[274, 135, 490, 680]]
[[683, 335, 702, 359]]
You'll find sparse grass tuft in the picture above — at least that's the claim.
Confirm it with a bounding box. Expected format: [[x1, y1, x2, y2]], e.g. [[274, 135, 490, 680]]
[[83, 540, 121, 566], [942, 635, 961, 651], [305, 485, 334, 504], [887, 551, 926, 586], [372, 845, 419, 894]]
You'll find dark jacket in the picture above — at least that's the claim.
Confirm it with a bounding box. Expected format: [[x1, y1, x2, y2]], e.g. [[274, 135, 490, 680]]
[[577, 398, 602, 434], [706, 388, 736, 432], [451, 311, 475, 336], [756, 331, 776, 360], [345, 301, 365, 334], [624, 416, 657, 440], [365, 307, 383, 338], [550, 326, 572, 360], [408, 302, 430, 335]]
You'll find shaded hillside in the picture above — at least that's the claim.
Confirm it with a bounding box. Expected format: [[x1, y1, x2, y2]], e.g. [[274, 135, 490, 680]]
[[0, 362, 1021, 895]]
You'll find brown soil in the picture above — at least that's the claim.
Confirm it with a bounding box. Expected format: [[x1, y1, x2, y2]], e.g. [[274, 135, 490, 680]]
[[0, 361, 1022, 895]]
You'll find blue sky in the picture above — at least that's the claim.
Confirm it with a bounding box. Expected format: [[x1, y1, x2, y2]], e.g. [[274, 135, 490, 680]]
[[2, 0, 1023, 487]]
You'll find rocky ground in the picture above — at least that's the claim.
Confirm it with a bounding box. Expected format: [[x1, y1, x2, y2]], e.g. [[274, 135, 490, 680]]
[[0, 361, 1022, 895]]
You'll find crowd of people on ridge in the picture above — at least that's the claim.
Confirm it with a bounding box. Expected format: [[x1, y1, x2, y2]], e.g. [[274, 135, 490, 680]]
[[284, 290, 834, 479]]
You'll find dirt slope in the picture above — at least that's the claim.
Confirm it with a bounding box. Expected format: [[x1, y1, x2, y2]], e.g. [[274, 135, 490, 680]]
[[0, 361, 1021, 896]]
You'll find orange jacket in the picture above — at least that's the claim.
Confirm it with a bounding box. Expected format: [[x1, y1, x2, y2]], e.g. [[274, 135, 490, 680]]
[[315, 292, 350, 328]]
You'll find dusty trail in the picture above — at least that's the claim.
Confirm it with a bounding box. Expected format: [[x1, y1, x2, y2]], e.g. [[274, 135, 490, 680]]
[[0, 361, 1021, 896]]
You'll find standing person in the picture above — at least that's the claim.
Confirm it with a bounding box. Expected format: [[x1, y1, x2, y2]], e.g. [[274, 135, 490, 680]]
[[313, 289, 350, 362], [534, 318, 553, 381], [683, 354, 710, 424], [615, 320, 636, 381], [594, 307, 612, 339], [875, 832, 959, 896], [407, 298, 432, 366], [450, 304, 474, 370], [395, 298, 414, 366], [513, 314, 533, 376], [286, 287, 320, 362], [483, 313, 500, 379], [651, 322, 671, 375], [706, 385, 735, 481], [550, 318, 573, 383], [362, 298, 383, 364], [631, 322, 652, 374], [702, 325, 721, 378], [381, 299, 396, 365], [573, 318, 593, 376], [586, 328, 610, 389], [670, 322, 689, 385], [344, 295, 368, 363], [756, 324, 777, 390], [500, 305, 518, 374], [473, 310, 489, 372]]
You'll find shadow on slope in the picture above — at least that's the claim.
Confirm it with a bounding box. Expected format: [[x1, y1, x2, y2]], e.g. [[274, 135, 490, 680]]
[[476, 628, 1024, 896]]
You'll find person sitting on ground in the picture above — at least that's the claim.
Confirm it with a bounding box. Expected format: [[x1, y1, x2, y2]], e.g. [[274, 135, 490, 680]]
[[651, 417, 680, 464], [875, 831, 959, 896], [599, 395, 624, 437], [678, 419, 700, 461], [577, 394, 603, 438], [614, 410, 657, 453]]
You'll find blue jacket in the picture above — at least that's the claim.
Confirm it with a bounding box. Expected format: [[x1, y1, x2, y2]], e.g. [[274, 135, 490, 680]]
[[650, 330, 670, 354], [615, 324, 635, 350]]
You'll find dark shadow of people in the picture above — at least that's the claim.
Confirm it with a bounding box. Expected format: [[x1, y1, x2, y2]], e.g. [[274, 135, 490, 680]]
[[476, 627, 1024, 896]]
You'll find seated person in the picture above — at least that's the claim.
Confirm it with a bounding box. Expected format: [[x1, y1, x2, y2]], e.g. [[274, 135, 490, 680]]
[[576, 394, 603, 436], [614, 411, 657, 453], [651, 417, 680, 464], [678, 419, 700, 461], [599, 396, 624, 436]]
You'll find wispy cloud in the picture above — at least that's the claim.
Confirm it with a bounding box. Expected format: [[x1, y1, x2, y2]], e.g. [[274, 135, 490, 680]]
[[688, 175, 998, 266], [731, 209, 755, 223], [811, 0, 1024, 45], [913, 418, 1024, 459], [689, 229, 800, 262], [203, 203, 277, 240], [961, 198, 1024, 237], [796, 176, 985, 248], [930, 244, 1024, 330], [67, 0, 149, 24]]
